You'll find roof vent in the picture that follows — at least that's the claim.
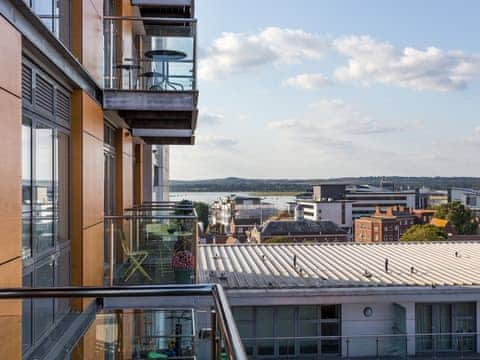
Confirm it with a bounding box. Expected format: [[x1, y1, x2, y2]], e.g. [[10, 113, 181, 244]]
[[293, 255, 297, 268], [219, 272, 228, 281], [410, 266, 416, 274], [384, 258, 389, 273], [363, 270, 372, 278]]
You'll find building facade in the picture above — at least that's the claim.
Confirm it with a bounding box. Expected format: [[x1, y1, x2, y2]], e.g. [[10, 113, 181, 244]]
[[0, 0, 199, 357], [354, 206, 416, 242], [200, 242, 480, 359]]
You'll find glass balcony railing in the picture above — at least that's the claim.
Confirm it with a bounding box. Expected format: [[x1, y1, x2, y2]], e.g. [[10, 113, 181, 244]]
[[105, 201, 198, 286], [104, 16, 196, 91], [240, 333, 480, 359], [0, 284, 247, 360]]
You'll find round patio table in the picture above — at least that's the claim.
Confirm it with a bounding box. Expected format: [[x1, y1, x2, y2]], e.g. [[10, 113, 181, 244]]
[[143, 49, 187, 90]]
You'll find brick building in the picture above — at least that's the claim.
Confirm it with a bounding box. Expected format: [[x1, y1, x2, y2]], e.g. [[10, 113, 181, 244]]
[[355, 206, 416, 242]]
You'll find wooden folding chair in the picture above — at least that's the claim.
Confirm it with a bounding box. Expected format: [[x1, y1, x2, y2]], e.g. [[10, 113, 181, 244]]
[[120, 235, 152, 282]]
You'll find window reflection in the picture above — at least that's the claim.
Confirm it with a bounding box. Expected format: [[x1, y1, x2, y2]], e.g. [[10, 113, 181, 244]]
[[24, 0, 70, 47], [34, 124, 54, 255], [22, 120, 32, 259]]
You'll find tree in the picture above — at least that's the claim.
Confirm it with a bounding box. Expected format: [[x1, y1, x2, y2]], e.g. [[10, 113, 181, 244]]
[[434, 202, 478, 235], [263, 236, 291, 244], [401, 225, 448, 242], [193, 202, 209, 229]]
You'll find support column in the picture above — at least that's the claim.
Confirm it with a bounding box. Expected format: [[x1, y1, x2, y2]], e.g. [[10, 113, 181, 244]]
[[0, 14, 22, 359], [71, 90, 105, 299], [134, 142, 144, 205], [115, 129, 134, 214]]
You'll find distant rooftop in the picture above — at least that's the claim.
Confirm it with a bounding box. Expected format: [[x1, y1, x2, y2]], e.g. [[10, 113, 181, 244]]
[[199, 242, 480, 290], [261, 219, 346, 236]]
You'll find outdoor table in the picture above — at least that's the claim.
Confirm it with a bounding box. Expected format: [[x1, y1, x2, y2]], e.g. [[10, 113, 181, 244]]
[[143, 49, 187, 90]]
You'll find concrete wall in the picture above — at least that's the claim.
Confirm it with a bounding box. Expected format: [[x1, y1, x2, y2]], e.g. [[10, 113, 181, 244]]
[[341, 303, 398, 357]]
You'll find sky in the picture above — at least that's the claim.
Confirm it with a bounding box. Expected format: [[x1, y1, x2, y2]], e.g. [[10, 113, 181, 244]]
[[170, 0, 480, 180]]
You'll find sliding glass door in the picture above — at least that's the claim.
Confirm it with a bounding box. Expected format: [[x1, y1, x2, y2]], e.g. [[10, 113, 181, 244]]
[[416, 303, 476, 353]]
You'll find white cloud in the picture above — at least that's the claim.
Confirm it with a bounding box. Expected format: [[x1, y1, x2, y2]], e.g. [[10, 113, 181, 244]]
[[475, 126, 480, 135], [269, 98, 403, 136], [333, 35, 480, 91], [196, 135, 237, 148], [199, 27, 329, 80], [283, 73, 331, 89], [200, 109, 224, 126]]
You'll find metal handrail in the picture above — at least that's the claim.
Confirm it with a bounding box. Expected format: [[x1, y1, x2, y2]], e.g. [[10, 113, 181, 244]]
[[0, 284, 247, 360], [104, 16, 197, 23]]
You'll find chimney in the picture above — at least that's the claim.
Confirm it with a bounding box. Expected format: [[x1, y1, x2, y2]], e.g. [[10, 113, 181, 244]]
[[386, 207, 394, 217]]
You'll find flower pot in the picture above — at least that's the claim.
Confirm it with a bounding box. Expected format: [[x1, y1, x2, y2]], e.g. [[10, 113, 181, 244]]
[[174, 269, 193, 284]]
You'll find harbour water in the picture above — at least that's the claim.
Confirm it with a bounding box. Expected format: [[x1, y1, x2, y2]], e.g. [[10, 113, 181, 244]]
[[170, 192, 295, 210]]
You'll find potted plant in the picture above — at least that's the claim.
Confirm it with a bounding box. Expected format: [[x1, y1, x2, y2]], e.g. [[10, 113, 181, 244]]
[[172, 250, 194, 283]]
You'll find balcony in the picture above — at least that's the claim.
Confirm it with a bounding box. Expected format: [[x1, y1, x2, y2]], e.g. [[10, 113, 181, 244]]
[[0, 285, 247, 359], [105, 201, 198, 285], [103, 16, 197, 145]]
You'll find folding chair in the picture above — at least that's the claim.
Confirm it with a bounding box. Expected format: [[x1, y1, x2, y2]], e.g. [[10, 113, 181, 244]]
[[120, 235, 152, 282]]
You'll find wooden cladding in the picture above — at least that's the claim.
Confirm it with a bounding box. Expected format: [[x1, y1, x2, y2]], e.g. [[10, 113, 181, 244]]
[[21, 59, 72, 126]]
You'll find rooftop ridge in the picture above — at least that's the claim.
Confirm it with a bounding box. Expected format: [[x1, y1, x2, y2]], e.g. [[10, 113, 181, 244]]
[[200, 240, 480, 247]]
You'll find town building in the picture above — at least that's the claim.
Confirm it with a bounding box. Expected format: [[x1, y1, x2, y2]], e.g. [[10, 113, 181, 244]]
[[418, 188, 448, 208], [210, 195, 277, 240], [296, 183, 418, 237], [249, 218, 348, 243], [199, 242, 480, 359], [450, 188, 480, 216], [354, 206, 416, 242], [346, 185, 417, 220], [411, 209, 436, 225]]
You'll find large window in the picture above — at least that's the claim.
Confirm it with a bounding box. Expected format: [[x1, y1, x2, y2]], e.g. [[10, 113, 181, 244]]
[[416, 303, 476, 353], [24, 0, 71, 47], [21, 59, 72, 355], [233, 305, 341, 358]]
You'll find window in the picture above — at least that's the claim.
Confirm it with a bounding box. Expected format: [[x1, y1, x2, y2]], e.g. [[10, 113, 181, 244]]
[[416, 303, 476, 353], [233, 305, 341, 358], [24, 0, 71, 47], [21, 59, 71, 355]]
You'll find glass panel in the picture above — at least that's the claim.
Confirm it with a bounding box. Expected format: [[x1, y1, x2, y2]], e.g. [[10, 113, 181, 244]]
[[321, 305, 339, 319], [22, 120, 32, 259], [57, 132, 69, 244], [233, 307, 253, 322], [34, 124, 54, 255], [33, 261, 54, 341], [416, 304, 433, 351], [299, 305, 317, 320], [256, 308, 274, 356], [55, 249, 70, 316], [321, 323, 340, 354], [277, 307, 295, 355], [22, 273, 33, 352]]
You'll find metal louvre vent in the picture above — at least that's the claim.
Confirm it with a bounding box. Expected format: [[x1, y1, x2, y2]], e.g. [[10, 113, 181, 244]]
[[22, 64, 33, 103], [35, 74, 54, 115], [55, 89, 71, 123]]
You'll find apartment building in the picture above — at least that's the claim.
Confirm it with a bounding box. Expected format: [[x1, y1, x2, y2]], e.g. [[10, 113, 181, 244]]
[[354, 206, 416, 242], [450, 188, 480, 215], [200, 242, 480, 359], [346, 185, 417, 220], [0, 1, 248, 359]]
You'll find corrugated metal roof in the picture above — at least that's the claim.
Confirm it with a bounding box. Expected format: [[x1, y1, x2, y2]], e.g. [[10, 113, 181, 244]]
[[198, 242, 480, 289]]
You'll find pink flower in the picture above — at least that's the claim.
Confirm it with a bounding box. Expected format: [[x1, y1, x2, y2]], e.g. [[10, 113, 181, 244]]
[[172, 251, 194, 270]]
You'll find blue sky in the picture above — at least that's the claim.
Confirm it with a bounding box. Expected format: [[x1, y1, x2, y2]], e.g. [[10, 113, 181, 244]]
[[170, 0, 480, 180]]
